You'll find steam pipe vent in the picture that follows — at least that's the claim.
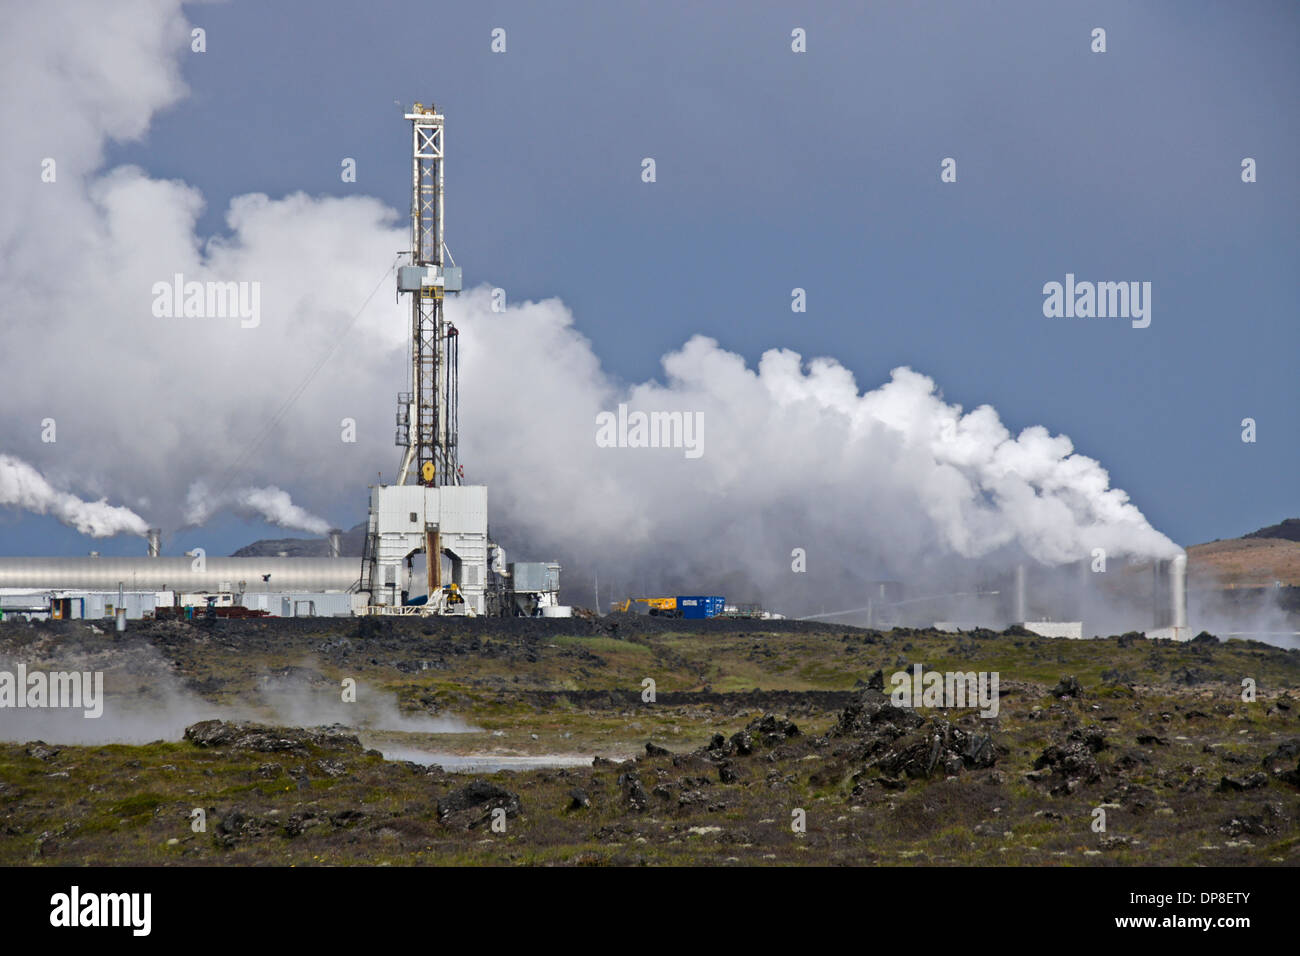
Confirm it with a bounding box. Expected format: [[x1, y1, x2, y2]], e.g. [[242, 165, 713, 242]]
[[1153, 554, 1188, 633], [1013, 564, 1027, 624]]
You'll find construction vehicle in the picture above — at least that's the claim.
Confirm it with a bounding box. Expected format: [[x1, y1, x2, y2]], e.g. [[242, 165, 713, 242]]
[[610, 597, 678, 616]]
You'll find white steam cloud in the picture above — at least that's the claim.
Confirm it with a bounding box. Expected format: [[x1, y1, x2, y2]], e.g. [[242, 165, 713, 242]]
[[448, 294, 1180, 612], [0, 3, 1182, 617], [0, 645, 477, 746], [0, 453, 149, 538], [184, 482, 331, 535]]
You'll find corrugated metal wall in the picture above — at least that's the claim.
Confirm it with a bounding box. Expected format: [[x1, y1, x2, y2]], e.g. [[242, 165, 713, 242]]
[[238, 591, 354, 617]]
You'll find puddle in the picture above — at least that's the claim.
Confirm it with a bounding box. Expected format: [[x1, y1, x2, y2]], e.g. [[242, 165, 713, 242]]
[[377, 747, 607, 772]]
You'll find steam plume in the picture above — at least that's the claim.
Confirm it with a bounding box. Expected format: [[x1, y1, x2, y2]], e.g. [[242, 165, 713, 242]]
[[0, 453, 148, 538], [183, 482, 331, 535]]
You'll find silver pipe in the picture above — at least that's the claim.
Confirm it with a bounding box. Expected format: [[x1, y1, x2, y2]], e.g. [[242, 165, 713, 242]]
[[1171, 553, 1187, 631], [1153, 555, 1188, 632], [0, 557, 359, 592]]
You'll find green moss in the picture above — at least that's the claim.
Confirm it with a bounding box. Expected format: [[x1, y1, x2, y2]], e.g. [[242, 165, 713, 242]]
[[552, 635, 651, 655], [109, 793, 167, 817]]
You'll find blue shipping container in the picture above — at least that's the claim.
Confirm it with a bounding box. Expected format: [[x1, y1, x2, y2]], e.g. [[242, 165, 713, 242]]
[[677, 595, 725, 619]]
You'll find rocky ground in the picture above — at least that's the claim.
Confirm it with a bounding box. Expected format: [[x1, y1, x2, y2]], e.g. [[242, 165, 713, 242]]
[[1, 615, 1298, 865]]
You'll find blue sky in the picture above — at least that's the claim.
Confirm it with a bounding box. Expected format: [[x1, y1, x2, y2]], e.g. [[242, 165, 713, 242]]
[[3, 0, 1296, 558]]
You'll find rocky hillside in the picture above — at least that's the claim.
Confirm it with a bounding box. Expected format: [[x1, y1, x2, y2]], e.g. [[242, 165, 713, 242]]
[[230, 522, 366, 558], [1245, 519, 1300, 543], [1189, 519, 1300, 588]]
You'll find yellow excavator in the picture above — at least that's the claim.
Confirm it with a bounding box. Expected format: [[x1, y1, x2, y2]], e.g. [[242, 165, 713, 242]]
[[610, 597, 678, 616]]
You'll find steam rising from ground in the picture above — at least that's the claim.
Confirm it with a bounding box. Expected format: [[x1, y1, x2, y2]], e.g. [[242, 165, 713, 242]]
[[254, 667, 476, 734], [0, 653, 213, 745], [0, 2, 1187, 622], [0, 643, 475, 746]]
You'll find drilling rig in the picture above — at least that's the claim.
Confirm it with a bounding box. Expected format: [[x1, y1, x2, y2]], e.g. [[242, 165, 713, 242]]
[[359, 101, 486, 614], [359, 102, 565, 617], [394, 102, 462, 489]]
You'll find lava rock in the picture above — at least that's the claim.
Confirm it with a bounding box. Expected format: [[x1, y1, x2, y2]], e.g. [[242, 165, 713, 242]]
[[677, 788, 705, 808], [1217, 773, 1268, 792], [751, 714, 800, 741], [1069, 726, 1109, 753], [437, 779, 522, 828], [1032, 739, 1101, 795], [1170, 666, 1213, 685], [214, 807, 269, 847], [1261, 740, 1300, 772], [830, 697, 925, 740], [828, 692, 998, 780], [330, 808, 367, 828], [184, 719, 362, 756], [24, 742, 60, 761], [617, 772, 649, 812], [1221, 807, 1283, 837], [1051, 676, 1084, 699], [283, 810, 323, 838]]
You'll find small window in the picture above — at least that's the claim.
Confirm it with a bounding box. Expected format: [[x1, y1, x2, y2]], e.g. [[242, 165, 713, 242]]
[[410, 512, 418, 523]]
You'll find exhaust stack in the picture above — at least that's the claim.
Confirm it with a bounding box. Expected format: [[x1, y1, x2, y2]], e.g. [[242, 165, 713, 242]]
[[1153, 554, 1188, 637], [147, 528, 161, 558], [1012, 564, 1027, 624], [328, 528, 342, 558]]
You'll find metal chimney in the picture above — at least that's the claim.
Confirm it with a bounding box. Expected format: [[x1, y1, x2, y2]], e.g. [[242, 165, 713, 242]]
[[147, 529, 161, 558], [1153, 554, 1188, 636], [1013, 564, 1027, 624], [328, 528, 343, 558], [1170, 553, 1187, 633]]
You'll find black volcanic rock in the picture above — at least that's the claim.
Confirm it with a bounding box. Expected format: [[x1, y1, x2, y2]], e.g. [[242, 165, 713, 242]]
[[1244, 518, 1300, 542]]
